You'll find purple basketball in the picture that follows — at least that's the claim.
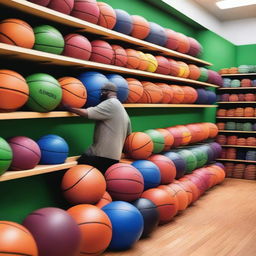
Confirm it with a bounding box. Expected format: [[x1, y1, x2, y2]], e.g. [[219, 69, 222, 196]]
[[195, 89, 208, 104], [253, 124, 256, 131], [23, 207, 81, 256], [214, 162, 225, 170], [187, 37, 202, 57], [209, 142, 222, 158], [207, 70, 215, 84], [8, 136, 41, 170], [221, 94, 230, 101], [206, 91, 217, 104]]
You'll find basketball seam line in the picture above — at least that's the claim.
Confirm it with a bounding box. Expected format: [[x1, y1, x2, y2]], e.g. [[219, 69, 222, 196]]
[[91, 51, 112, 61], [65, 43, 91, 53], [0, 158, 12, 161], [8, 141, 41, 157], [72, 9, 99, 18], [26, 79, 60, 88], [63, 0, 72, 11], [0, 146, 12, 153], [27, 94, 52, 111], [78, 221, 112, 229], [80, 249, 104, 255], [100, 8, 109, 27], [34, 43, 64, 49], [0, 251, 33, 256], [0, 222, 30, 235], [107, 178, 143, 185], [0, 71, 25, 82], [39, 148, 68, 154], [0, 20, 33, 31], [0, 32, 17, 45], [104, 165, 135, 179], [62, 87, 86, 99], [0, 86, 28, 96], [107, 190, 142, 195]]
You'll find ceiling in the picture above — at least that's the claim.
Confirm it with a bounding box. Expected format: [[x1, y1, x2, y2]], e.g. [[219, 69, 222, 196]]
[[194, 0, 256, 21]]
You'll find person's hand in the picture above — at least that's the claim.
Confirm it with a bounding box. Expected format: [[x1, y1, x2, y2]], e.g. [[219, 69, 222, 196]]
[[62, 103, 73, 111]]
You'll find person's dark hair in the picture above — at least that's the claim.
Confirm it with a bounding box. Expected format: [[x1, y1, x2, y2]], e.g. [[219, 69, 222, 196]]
[[101, 82, 117, 92]]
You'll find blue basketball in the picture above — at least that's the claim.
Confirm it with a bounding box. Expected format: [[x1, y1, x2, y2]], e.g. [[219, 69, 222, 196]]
[[37, 134, 69, 164], [113, 9, 133, 35], [206, 90, 217, 104], [195, 89, 208, 104], [132, 160, 161, 190], [163, 152, 185, 179], [78, 71, 109, 107], [144, 22, 167, 46], [102, 201, 144, 250], [106, 74, 129, 102]]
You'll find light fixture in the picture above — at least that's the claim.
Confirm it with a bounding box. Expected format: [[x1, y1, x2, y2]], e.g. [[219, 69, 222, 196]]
[[216, 0, 256, 9]]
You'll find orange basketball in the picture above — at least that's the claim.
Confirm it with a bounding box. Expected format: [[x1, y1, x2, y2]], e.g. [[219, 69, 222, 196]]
[[176, 33, 190, 54], [188, 64, 201, 80], [0, 221, 38, 256], [181, 86, 198, 104], [125, 49, 141, 69], [58, 77, 87, 108], [141, 188, 177, 224], [186, 123, 204, 143], [174, 180, 193, 205], [211, 164, 226, 183], [140, 81, 163, 103], [0, 18, 35, 48], [177, 61, 190, 78], [175, 125, 192, 145], [95, 191, 112, 208], [131, 15, 150, 39], [168, 59, 180, 77], [97, 2, 116, 29], [179, 178, 200, 202], [137, 51, 149, 71], [170, 85, 185, 103], [124, 132, 154, 159], [125, 78, 144, 103], [206, 166, 222, 185], [155, 128, 174, 151], [111, 45, 128, 67], [67, 204, 112, 256], [206, 122, 219, 138], [0, 69, 29, 111], [199, 122, 210, 140], [156, 83, 174, 103], [61, 165, 106, 204]]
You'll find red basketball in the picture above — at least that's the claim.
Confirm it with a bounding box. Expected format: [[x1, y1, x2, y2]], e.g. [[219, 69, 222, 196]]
[[166, 126, 183, 147], [141, 188, 177, 224], [168, 184, 189, 211], [71, 0, 100, 24], [125, 78, 144, 103], [155, 56, 171, 75], [137, 51, 149, 71], [90, 40, 114, 64], [155, 128, 174, 151], [131, 15, 150, 39], [181, 86, 198, 104], [206, 122, 219, 138], [48, 0, 74, 14], [156, 83, 174, 103], [170, 85, 185, 104], [97, 2, 116, 29], [175, 125, 192, 145], [140, 81, 163, 103], [111, 45, 128, 67], [62, 165, 106, 204], [188, 64, 201, 80], [63, 33, 92, 60], [105, 163, 144, 201], [176, 33, 190, 53], [164, 29, 179, 50], [124, 132, 154, 159], [168, 59, 180, 77], [95, 191, 112, 208], [148, 154, 176, 184], [125, 49, 141, 69]]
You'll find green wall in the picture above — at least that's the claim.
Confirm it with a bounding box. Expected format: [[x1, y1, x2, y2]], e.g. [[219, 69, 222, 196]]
[[236, 44, 256, 66]]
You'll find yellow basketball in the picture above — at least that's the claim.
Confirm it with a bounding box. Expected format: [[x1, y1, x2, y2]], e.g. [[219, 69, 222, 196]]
[[177, 61, 190, 78], [145, 53, 158, 73]]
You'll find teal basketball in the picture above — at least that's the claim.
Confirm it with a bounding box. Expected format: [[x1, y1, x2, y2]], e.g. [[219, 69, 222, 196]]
[[238, 65, 250, 74], [177, 149, 197, 173], [26, 73, 62, 112], [0, 137, 13, 175], [190, 147, 208, 168], [231, 79, 240, 88], [33, 25, 65, 55], [198, 68, 208, 82], [144, 129, 165, 154]]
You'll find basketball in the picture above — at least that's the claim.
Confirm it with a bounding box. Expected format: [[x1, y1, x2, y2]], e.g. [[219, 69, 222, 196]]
[[29, 0, 50, 6], [181, 86, 198, 104], [176, 33, 190, 53], [0, 69, 29, 111], [113, 9, 133, 35], [190, 147, 208, 168], [58, 76, 87, 108], [174, 180, 193, 205], [206, 122, 219, 138], [168, 59, 180, 77], [186, 123, 204, 143], [198, 123, 210, 140], [148, 154, 176, 184], [0, 137, 13, 175], [105, 163, 144, 201], [166, 126, 183, 147], [145, 53, 158, 72], [125, 78, 144, 103], [140, 81, 163, 103], [71, 0, 100, 24], [156, 83, 174, 103], [188, 64, 201, 80], [179, 178, 200, 202], [131, 15, 150, 39], [155, 128, 174, 150], [0, 221, 38, 256], [48, 0, 74, 14], [124, 132, 154, 159], [125, 48, 141, 69], [97, 2, 116, 29], [67, 204, 112, 255], [188, 37, 202, 57], [90, 40, 114, 64], [62, 165, 106, 204], [177, 149, 197, 173], [155, 56, 171, 75], [165, 29, 179, 50], [145, 22, 167, 46], [175, 125, 192, 145], [8, 136, 41, 170], [177, 61, 190, 78], [168, 183, 189, 211], [195, 89, 208, 104], [144, 129, 165, 153], [26, 73, 62, 112], [95, 191, 112, 208], [170, 85, 185, 104], [137, 51, 150, 71], [111, 44, 128, 67], [33, 25, 64, 55], [198, 67, 209, 82], [62, 33, 92, 60], [141, 188, 176, 224]]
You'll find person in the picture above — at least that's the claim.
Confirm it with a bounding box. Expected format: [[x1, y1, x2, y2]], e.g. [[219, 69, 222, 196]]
[[64, 82, 132, 174]]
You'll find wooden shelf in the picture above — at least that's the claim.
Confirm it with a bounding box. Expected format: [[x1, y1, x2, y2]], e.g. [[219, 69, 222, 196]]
[[0, 156, 79, 182], [221, 73, 256, 77], [217, 159, 256, 164], [120, 158, 133, 164], [216, 117, 256, 119], [0, 43, 218, 88], [218, 130, 256, 134], [218, 102, 256, 104], [221, 145, 256, 149], [0, 0, 212, 66], [218, 87, 256, 90], [123, 104, 217, 108]]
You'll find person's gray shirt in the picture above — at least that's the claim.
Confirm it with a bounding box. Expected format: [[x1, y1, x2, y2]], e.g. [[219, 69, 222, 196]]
[[86, 98, 131, 160]]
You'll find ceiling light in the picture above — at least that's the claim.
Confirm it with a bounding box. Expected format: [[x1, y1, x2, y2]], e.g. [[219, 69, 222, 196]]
[[216, 0, 256, 9]]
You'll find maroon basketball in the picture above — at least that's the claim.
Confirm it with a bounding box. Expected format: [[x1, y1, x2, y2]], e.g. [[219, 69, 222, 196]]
[[155, 56, 171, 75], [71, 0, 100, 24], [111, 44, 128, 67], [90, 40, 114, 64], [48, 0, 74, 14], [187, 37, 202, 57], [8, 136, 41, 170], [104, 163, 144, 202], [63, 33, 92, 60]]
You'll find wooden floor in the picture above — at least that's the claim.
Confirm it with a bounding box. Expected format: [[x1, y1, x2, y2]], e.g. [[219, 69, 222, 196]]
[[105, 178, 256, 256]]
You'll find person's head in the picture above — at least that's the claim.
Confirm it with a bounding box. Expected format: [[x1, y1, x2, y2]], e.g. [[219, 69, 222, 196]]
[[100, 82, 118, 101]]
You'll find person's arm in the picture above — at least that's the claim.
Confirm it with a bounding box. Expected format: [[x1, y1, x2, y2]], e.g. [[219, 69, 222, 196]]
[[64, 105, 88, 118]]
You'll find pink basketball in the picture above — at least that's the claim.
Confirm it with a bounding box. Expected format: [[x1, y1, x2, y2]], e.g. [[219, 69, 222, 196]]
[[155, 56, 171, 75], [29, 0, 50, 6], [165, 29, 179, 50], [111, 45, 128, 67], [48, 0, 74, 14], [90, 40, 114, 64]]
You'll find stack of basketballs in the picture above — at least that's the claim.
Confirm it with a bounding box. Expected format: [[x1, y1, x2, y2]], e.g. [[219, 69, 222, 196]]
[[221, 148, 256, 161], [216, 135, 256, 146], [225, 162, 256, 180], [217, 93, 256, 102], [0, 135, 69, 176], [217, 108, 256, 117], [221, 78, 256, 88], [220, 65, 256, 75], [216, 122, 256, 131]]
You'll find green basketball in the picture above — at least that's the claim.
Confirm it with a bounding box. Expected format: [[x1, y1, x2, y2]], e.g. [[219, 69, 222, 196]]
[[33, 25, 64, 55], [26, 73, 62, 112], [144, 129, 165, 154], [243, 122, 252, 131], [0, 137, 13, 175], [226, 122, 236, 130], [177, 149, 197, 173], [198, 67, 209, 82], [238, 65, 250, 74], [236, 122, 243, 131], [190, 147, 208, 168], [231, 79, 240, 88]]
